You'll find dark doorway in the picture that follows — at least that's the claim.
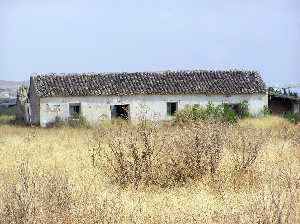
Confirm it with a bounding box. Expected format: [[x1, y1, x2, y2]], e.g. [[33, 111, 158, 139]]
[[167, 102, 178, 116], [269, 96, 294, 115], [111, 104, 130, 120]]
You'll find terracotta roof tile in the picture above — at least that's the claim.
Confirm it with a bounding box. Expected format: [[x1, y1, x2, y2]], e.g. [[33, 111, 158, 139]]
[[31, 70, 266, 97]]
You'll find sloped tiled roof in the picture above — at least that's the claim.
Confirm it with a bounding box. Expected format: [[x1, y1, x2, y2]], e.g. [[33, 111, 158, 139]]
[[31, 70, 266, 97]]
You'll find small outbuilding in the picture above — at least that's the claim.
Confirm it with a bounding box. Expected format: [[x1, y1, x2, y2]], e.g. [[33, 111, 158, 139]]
[[268, 92, 300, 115], [26, 70, 267, 127]]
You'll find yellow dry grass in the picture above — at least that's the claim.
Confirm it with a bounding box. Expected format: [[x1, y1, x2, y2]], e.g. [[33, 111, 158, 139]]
[[239, 116, 293, 129], [0, 117, 299, 223]]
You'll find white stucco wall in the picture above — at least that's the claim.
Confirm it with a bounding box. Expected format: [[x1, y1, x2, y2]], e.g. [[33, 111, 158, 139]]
[[293, 102, 300, 114], [39, 94, 268, 127]]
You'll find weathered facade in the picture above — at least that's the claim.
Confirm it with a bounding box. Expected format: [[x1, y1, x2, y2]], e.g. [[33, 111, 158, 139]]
[[27, 70, 267, 127]]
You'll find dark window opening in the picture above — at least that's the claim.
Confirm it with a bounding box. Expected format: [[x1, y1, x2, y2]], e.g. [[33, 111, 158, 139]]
[[230, 104, 241, 114], [111, 104, 130, 120], [228, 103, 247, 117], [69, 103, 81, 118], [167, 102, 178, 116]]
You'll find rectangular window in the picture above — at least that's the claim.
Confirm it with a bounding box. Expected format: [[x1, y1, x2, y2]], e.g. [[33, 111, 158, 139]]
[[69, 103, 81, 118], [111, 104, 130, 120], [167, 102, 178, 116]]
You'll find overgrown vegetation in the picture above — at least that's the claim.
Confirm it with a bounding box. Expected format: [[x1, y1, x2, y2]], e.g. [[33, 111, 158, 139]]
[[175, 101, 300, 124], [175, 101, 250, 123], [0, 106, 16, 116], [283, 112, 300, 124], [268, 87, 299, 98], [0, 107, 299, 224], [0, 116, 298, 223], [0, 106, 16, 124], [46, 115, 90, 128], [91, 119, 272, 189]]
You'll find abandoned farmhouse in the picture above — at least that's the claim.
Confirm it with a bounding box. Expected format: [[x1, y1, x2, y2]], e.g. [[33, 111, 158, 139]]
[[18, 70, 267, 127]]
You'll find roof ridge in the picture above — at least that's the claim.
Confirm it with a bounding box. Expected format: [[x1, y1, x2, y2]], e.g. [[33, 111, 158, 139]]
[[30, 69, 260, 78]]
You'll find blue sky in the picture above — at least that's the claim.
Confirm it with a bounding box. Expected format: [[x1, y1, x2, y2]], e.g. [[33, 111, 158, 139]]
[[0, 0, 299, 87]]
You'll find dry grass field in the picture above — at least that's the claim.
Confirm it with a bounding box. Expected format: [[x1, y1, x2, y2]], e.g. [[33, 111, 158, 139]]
[[0, 116, 299, 223]]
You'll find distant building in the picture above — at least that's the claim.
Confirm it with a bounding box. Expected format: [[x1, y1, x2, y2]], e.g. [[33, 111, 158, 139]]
[[0, 91, 10, 98], [268, 90, 300, 115], [0, 98, 16, 108], [26, 70, 267, 127]]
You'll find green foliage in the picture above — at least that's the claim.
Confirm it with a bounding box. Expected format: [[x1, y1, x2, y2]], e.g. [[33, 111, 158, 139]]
[[238, 100, 251, 119], [0, 106, 16, 116], [223, 104, 238, 122], [262, 105, 272, 116], [268, 87, 299, 98], [0, 106, 16, 124], [175, 101, 251, 123], [175, 105, 208, 123], [268, 87, 281, 95], [283, 112, 300, 124], [288, 91, 298, 98], [207, 102, 223, 118]]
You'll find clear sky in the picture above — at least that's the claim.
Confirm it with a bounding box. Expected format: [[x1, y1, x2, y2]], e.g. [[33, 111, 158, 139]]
[[0, 0, 299, 86]]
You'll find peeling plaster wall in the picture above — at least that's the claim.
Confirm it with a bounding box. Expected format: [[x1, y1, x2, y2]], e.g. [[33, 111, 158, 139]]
[[39, 94, 267, 127]]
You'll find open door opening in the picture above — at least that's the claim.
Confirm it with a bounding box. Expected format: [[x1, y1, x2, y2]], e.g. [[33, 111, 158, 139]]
[[111, 104, 130, 120]]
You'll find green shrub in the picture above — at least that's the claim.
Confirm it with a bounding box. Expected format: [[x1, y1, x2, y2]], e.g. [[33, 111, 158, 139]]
[[175, 105, 209, 123], [0, 106, 16, 116], [238, 100, 251, 119], [0, 106, 16, 124], [283, 112, 300, 124], [261, 105, 271, 116], [175, 102, 245, 123], [223, 103, 238, 122], [207, 102, 223, 118]]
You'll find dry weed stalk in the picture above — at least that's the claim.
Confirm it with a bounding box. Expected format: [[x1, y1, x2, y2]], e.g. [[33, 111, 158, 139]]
[[0, 116, 299, 223], [92, 119, 269, 189]]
